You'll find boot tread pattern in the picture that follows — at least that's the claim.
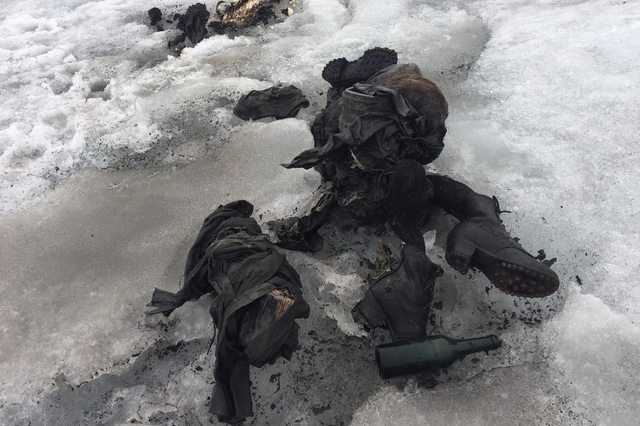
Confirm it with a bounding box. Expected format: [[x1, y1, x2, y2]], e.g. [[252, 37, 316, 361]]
[[321, 47, 398, 88], [447, 247, 559, 298]]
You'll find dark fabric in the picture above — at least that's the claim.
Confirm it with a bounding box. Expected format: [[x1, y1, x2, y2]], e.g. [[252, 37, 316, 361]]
[[426, 174, 476, 221], [339, 86, 395, 130], [310, 88, 342, 181], [311, 87, 342, 146], [207, 249, 307, 424], [177, 3, 210, 44], [184, 200, 257, 290], [353, 245, 443, 341], [286, 84, 442, 171], [366, 64, 449, 136], [279, 57, 449, 249], [270, 216, 325, 253], [233, 85, 310, 121], [321, 47, 398, 89], [384, 159, 434, 252], [146, 200, 309, 425], [285, 84, 442, 224]]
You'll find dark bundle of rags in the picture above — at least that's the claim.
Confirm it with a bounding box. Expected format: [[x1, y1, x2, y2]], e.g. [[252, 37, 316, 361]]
[[146, 200, 310, 424]]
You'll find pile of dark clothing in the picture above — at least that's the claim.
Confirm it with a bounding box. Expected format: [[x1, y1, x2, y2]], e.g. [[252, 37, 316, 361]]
[[146, 200, 309, 424], [278, 48, 449, 253], [147, 1, 295, 46], [146, 47, 561, 424], [271, 47, 560, 340]]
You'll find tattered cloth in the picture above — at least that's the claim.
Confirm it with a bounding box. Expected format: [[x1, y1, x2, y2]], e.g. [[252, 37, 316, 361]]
[[233, 85, 309, 121], [146, 200, 310, 424], [178, 3, 210, 44], [284, 83, 444, 221]]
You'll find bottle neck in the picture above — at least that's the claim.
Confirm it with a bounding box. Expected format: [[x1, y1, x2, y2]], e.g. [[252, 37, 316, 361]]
[[451, 335, 502, 357]]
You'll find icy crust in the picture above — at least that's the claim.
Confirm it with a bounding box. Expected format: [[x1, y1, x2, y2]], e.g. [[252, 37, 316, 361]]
[[0, 118, 317, 406], [446, 0, 640, 316], [0, 0, 487, 214], [350, 363, 594, 425]]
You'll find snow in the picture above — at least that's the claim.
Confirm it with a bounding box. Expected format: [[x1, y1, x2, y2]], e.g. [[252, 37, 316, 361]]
[[1, 0, 639, 424]]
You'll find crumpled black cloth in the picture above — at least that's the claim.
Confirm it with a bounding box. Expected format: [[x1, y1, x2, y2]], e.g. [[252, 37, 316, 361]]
[[148, 7, 162, 26], [310, 87, 342, 181], [177, 3, 210, 44], [146, 200, 309, 425], [233, 85, 310, 120], [286, 84, 442, 170], [384, 159, 434, 252], [284, 84, 443, 222]]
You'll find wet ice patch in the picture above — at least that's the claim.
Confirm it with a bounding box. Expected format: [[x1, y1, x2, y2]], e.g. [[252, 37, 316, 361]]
[[350, 285, 640, 426], [452, 0, 640, 317], [311, 254, 368, 337], [539, 285, 640, 424], [217, 118, 319, 220], [0, 115, 315, 406], [444, 120, 534, 187]]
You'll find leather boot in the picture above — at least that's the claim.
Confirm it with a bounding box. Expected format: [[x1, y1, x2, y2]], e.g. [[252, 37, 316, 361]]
[[353, 244, 443, 341], [446, 194, 559, 298]]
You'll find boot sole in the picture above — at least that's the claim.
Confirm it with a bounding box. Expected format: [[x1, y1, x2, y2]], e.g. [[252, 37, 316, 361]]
[[322, 47, 398, 88], [446, 243, 559, 298]]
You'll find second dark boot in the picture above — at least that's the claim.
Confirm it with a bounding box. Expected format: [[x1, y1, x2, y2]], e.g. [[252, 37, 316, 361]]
[[446, 194, 560, 298], [322, 47, 398, 88], [353, 244, 443, 341]]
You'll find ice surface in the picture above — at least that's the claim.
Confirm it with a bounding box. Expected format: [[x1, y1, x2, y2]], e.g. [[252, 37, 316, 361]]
[[0, 117, 316, 408], [1, 0, 640, 424]]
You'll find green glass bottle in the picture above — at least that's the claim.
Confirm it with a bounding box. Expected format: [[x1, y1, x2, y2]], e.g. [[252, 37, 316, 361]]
[[375, 334, 502, 379]]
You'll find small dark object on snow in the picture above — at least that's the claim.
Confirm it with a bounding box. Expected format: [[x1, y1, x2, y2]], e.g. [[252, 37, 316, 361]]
[[322, 47, 398, 89], [177, 3, 210, 44], [148, 7, 162, 26], [146, 200, 310, 425], [233, 85, 310, 121]]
